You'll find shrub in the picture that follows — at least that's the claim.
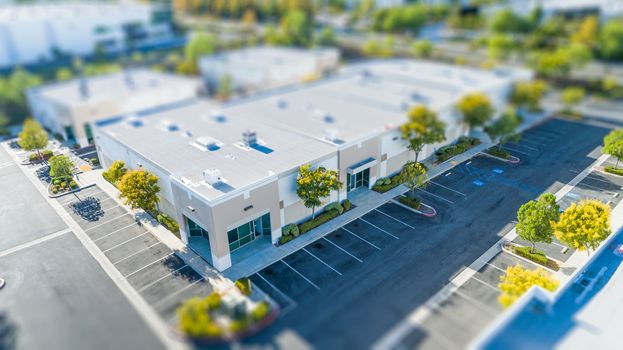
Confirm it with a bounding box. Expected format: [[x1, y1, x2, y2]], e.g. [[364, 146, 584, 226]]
[[278, 234, 293, 245], [436, 137, 481, 162], [298, 209, 341, 234], [235, 278, 252, 296], [91, 158, 99, 166], [324, 202, 344, 214], [341, 199, 351, 211], [230, 318, 249, 333], [53, 179, 61, 185], [485, 147, 510, 159], [69, 180, 78, 189], [250, 301, 271, 322], [41, 149, 53, 159], [156, 212, 179, 233], [605, 166, 623, 176], [205, 292, 221, 310], [29, 153, 38, 161], [512, 245, 559, 270], [102, 160, 127, 185], [372, 175, 400, 193], [282, 223, 299, 237], [51, 186, 58, 194], [398, 195, 421, 209]]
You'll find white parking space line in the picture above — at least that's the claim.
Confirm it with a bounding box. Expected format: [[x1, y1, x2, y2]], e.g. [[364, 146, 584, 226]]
[[256, 272, 297, 308], [84, 213, 131, 231], [576, 181, 613, 192], [322, 237, 363, 262], [501, 145, 532, 156], [585, 173, 618, 186], [124, 252, 175, 278], [137, 264, 189, 293], [507, 142, 538, 152], [429, 181, 466, 196], [281, 260, 320, 290], [303, 248, 342, 275], [0, 228, 72, 258], [416, 188, 454, 204], [94, 222, 137, 242], [549, 241, 568, 250], [151, 279, 203, 309], [471, 275, 501, 291], [341, 227, 381, 250], [102, 231, 149, 253], [452, 289, 499, 316], [522, 132, 550, 141], [518, 138, 548, 147], [114, 241, 165, 265], [361, 217, 401, 238], [485, 262, 506, 273], [372, 209, 413, 230]]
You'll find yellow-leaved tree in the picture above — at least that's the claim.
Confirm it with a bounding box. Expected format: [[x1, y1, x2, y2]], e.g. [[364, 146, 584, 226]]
[[118, 169, 160, 213], [554, 199, 611, 255], [498, 265, 559, 308]]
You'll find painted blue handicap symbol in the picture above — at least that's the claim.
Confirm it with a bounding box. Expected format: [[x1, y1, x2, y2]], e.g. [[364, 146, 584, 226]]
[[493, 168, 504, 174], [566, 192, 579, 199], [473, 180, 484, 187]]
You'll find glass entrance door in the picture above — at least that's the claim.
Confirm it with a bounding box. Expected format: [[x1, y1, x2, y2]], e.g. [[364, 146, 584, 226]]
[[228, 213, 272, 252], [347, 168, 370, 192]]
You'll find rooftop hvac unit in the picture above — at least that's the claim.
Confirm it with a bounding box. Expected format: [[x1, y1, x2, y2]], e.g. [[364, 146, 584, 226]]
[[242, 130, 257, 146], [324, 129, 339, 142], [203, 168, 222, 185]]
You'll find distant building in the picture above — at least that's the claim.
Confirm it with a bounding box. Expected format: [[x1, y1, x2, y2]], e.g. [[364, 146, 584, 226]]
[[26, 69, 202, 147], [492, 0, 623, 20], [199, 46, 340, 96], [0, 3, 176, 68], [93, 59, 531, 272]]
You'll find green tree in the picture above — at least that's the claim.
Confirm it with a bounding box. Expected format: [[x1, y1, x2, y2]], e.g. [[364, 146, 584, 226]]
[[315, 27, 336, 46], [603, 129, 623, 169], [561, 86, 585, 113], [571, 15, 599, 49], [489, 9, 532, 34], [554, 200, 611, 255], [183, 32, 216, 74], [102, 160, 128, 185], [400, 105, 446, 163], [565, 43, 593, 68], [396, 161, 428, 200], [484, 109, 521, 150], [296, 164, 342, 218], [487, 33, 515, 60], [177, 296, 222, 337], [48, 155, 74, 181], [533, 49, 571, 78], [498, 265, 559, 308], [18, 119, 48, 159], [457, 92, 494, 130], [118, 169, 160, 213], [516, 193, 560, 253], [280, 10, 312, 47], [600, 19, 623, 61], [217, 74, 233, 100], [410, 39, 434, 58], [55, 68, 74, 82], [511, 80, 548, 111]]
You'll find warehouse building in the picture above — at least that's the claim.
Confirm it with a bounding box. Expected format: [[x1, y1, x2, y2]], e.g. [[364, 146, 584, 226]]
[[93, 59, 531, 271]]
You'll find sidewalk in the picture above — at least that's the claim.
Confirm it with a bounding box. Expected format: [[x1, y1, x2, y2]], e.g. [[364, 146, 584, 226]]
[[78, 169, 237, 295], [225, 110, 550, 280]]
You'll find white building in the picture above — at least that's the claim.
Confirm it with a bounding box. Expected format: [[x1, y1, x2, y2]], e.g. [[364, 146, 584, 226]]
[[494, 0, 623, 21], [93, 59, 531, 271], [27, 69, 203, 147], [0, 3, 175, 68], [199, 46, 340, 95]]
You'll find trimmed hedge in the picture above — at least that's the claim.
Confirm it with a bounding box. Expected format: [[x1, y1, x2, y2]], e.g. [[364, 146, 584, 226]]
[[436, 136, 481, 162], [29, 149, 54, 162], [605, 166, 623, 176], [235, 277, 252, 296], [279, 200, 351, 245], [485, 147, 510, 159], [298, 208, 341, 234], [398, 195, 421, 210], [156, 212, 180, 234], [325, 202, 344, 214], [372, 175, 400, 193], [341, 199, 351, 211], [512, 246, 559, 271]]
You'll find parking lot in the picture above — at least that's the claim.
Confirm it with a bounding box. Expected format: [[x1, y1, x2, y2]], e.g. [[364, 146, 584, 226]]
[[244, 118, 621, 349], [56, 186, 213, 322]]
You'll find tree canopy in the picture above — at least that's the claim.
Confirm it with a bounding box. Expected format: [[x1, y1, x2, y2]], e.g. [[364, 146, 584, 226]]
[[18, 119, 48, 157], [400, 105, 446, 163], [561, 86, 585, 111], [118, 169, 161, 213], [554, 200, 611, 254], [498, 265, 559, 308], [457, 92, 494, 129], [484, 108, 521, 149], [102, 160, 128, 185], [396, 161, 428, 199], [49, 155, 74, 181], [489, 9, 533, 34], [511, 80, 548, 111], [410, 39, 434, 58], [296, 164, 342, 218], [600, 19, 623, 61], [177, 295, 222, 337], [180, 32, 216, 75], [603, 129, 623, 169], [516, 193, 560, 253]]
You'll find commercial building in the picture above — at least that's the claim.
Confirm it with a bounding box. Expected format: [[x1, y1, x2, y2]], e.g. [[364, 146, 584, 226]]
[[0, 3, 175, 68], [199, 46, 340, 95], [27, 69, 203, 147], [492, 0, 623, 21], [93, 59, 531, 271]]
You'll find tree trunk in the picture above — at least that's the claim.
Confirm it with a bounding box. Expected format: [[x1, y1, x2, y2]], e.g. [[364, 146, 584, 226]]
[[311, 205, 316, 219], [530, 241, 536, 254], [411, 187, 415, 200], [415, 151, 419, 163], [616, 158, 619, 169]]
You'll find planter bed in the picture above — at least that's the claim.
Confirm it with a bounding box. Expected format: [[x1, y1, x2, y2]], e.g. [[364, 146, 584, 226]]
[[397, 195, 436, 217], [503, 243, 560, 271], [48, 179, 80, 197], [278, 200, 352, 245], [604, 166, 623, 177], [481, 147, 521, 164], [435, 136, 481, 163], [372, 174, 401, 193]]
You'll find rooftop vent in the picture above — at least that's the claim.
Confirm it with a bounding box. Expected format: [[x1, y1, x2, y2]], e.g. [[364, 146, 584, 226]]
[[183, 130, 193, 137], [323, 114, 335, 124], [195, 136, 222, 151], [242, 130, 257, 146], [160, 120, 179, 132], [203, 168, 222, 185], [126, 117, 143, 128]]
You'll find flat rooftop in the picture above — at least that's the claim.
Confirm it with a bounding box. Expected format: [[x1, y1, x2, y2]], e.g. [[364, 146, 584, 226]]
[[30, 69, 200, 106], [0, 3, 154, 21], [96, 59, 525, 201], [200, 46, 337, 68]]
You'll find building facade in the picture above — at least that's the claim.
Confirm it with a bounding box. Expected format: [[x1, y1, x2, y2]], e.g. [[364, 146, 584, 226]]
[[94, 59, 532, 271]]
